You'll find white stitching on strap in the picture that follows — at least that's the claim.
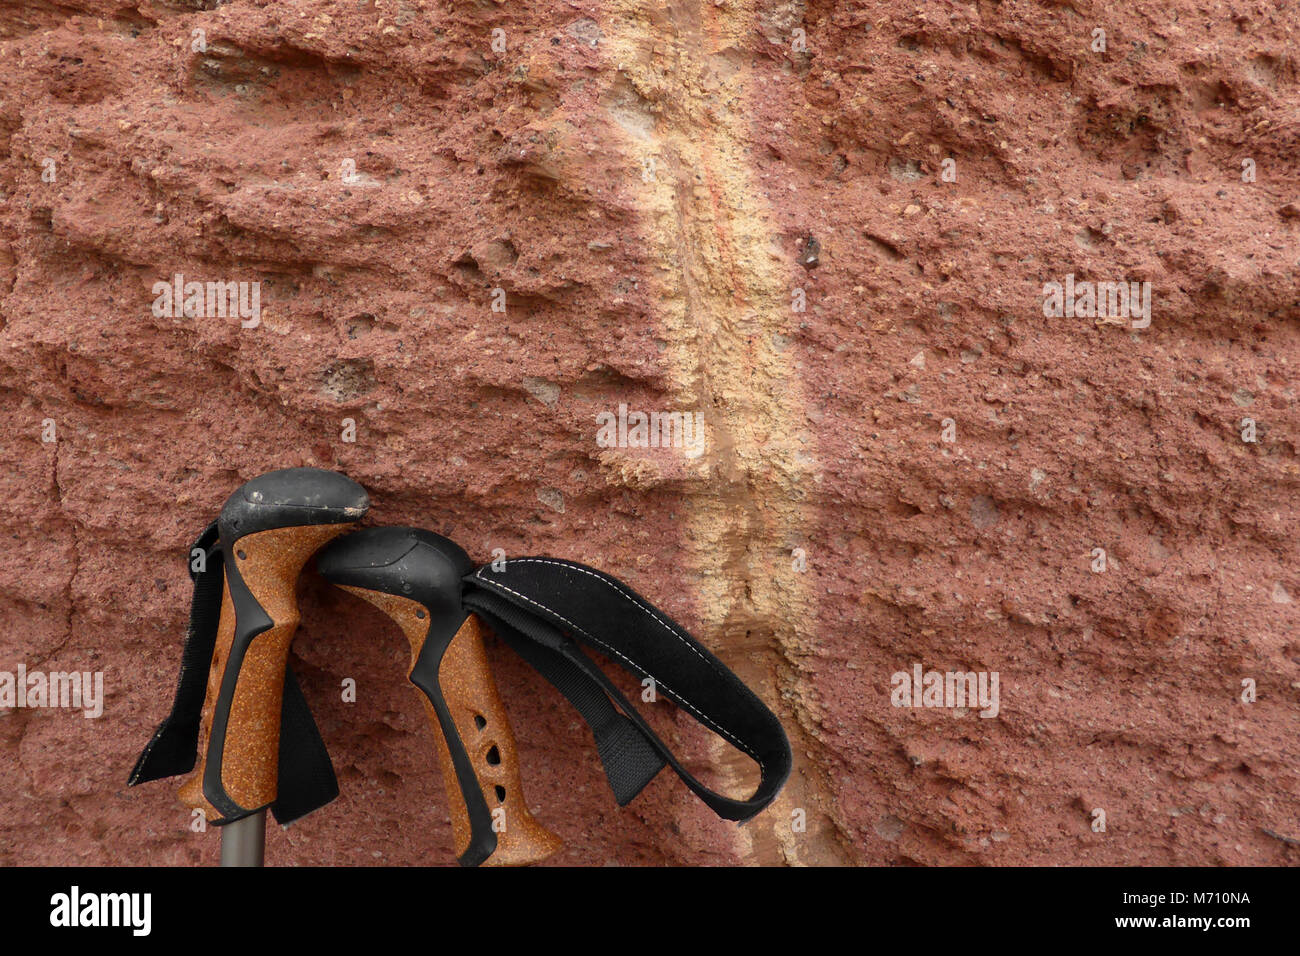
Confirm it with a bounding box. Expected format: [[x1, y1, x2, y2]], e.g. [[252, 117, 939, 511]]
[[474, 561, 763, 769]]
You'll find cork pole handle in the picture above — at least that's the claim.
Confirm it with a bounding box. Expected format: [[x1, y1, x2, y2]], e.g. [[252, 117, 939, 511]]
[[336, 586, 563, 866], [419, 613, 563, 866], [178, 523, 353, 821], [173, 468, 369, 831]]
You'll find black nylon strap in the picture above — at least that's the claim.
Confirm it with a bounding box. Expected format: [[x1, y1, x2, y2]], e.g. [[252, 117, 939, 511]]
[[128, 522, 339, 826], [464, 593, 666, 805], [128, 522, 222, 786], [271, 664, 340, 825], [465, 559, 792, 822]]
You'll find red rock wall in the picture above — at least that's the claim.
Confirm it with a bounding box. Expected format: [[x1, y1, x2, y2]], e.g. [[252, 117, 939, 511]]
[[1, 0, 1297, 865]]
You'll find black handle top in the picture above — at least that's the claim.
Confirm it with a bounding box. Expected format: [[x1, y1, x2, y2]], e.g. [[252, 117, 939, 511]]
[[315, 527, 472, 618], [219, 467, 370, 543]]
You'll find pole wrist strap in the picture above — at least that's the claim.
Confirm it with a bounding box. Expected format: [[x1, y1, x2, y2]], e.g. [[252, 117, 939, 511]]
[[464, 558, 792, 821]]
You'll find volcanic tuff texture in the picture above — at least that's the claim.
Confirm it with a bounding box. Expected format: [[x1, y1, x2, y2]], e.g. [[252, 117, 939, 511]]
[[1, 0, 1298, 865]]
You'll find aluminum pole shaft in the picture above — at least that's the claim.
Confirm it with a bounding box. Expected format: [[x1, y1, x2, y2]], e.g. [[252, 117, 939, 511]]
[[220, 811, 266, 867]]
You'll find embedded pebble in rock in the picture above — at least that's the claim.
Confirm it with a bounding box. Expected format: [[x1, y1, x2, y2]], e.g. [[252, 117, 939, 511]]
[[970, 495, 1001, 530]]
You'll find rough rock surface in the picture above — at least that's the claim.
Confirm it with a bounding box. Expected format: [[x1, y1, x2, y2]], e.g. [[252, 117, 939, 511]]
[[1, 0, 1298, 866]]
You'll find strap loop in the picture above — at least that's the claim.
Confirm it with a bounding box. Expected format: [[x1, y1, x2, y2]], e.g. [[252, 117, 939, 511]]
[[465, 558, 792, 821]]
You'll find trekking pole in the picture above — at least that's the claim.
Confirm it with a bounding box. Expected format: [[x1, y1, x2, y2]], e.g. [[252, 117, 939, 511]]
[[318, 525, 797, 865], [317, 528, 563, 866], [130, 468, 369, 866]]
